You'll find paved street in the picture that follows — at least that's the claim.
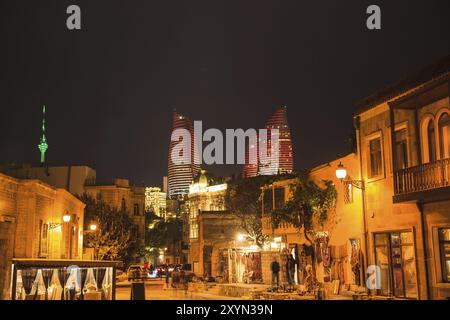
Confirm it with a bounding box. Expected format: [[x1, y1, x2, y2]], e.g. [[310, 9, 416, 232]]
[[116, 279, 240, 300]]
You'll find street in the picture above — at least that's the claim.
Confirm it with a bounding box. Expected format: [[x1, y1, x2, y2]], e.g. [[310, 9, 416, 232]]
[[116, 279, 240, 300]]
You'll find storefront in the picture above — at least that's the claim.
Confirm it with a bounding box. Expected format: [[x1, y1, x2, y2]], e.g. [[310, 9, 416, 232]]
[[10, 259, 122, 300], [218, 247, 262, 284], [373, 230, 419, 299]]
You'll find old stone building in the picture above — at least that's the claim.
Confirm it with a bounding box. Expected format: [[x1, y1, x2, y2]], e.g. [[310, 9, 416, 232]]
[[354, 56, 450, 299], [0, 172, 85, 299], [261, 153, 365, 290], [84, 178, 146, 248], [260, 56, 450, 299], [187, 170, 242, 278]]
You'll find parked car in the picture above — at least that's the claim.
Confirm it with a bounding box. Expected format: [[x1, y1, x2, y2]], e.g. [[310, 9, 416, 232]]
[[127, 265, 146, 280]]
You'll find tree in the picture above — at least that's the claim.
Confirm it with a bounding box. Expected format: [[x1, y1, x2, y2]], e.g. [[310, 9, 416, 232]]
[[270, 170, 337, 245], [225, 174, 294, 248], [80, 194, 139, 263], [143, 211, 183, 265]]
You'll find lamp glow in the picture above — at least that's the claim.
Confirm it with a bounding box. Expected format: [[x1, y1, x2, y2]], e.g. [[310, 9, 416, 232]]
[[89, 224, 97, 231], [237, 234, 245, 242], [62, 214, 71, 223], [335, 162, 347, 180]]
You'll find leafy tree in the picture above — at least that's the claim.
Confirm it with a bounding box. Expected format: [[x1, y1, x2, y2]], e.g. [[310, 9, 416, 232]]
[[80, 194, 139, 263], [225, 174, 294, 248], [143, 211, 183, 265], [270, 170, 337, 245]]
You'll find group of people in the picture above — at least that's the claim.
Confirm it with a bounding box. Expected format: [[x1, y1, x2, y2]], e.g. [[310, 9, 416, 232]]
[[270, 254, 319, 293], [270, 254, 296, 291]]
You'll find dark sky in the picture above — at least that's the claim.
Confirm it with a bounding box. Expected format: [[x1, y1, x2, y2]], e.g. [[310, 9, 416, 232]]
[[1, 0, 449, 187]]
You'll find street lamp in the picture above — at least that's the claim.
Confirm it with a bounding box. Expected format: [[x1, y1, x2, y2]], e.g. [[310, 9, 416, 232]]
[[89, 223, 97, 231], [335, 162, 364, 190], [237, 234, 245, 242], [62, 214, 71, 223], [335, 162, 348, 180]]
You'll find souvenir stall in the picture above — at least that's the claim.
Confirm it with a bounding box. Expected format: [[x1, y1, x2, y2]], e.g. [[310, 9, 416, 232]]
[[221, 246, 262, 284], [10, 259, 122, 300]]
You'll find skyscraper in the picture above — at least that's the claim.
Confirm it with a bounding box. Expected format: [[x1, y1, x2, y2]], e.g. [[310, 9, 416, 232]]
[[167, 111, 200, 198], [242, 106, 294, 177], [242, 137, 258, 178]]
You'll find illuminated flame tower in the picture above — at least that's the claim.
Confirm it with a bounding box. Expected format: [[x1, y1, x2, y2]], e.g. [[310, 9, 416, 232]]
[[167, 111, 200, 198]]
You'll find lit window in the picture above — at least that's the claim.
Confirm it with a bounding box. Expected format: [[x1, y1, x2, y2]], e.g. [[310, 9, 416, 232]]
[[369, 137, 383, 178], [394, 129, 408, 170]]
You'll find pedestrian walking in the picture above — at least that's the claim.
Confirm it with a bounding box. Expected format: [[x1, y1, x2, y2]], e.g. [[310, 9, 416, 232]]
[[270, 257, 280, 291]]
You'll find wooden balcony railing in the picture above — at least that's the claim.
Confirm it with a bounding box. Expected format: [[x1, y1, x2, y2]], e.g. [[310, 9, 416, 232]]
[[394, 158, 450, 195]]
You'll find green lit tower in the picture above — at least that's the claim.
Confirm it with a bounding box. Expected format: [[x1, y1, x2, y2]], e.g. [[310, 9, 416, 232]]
[[38, 105, 48, 165]]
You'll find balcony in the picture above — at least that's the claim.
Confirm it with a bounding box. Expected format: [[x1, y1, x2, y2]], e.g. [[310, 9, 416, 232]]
[[394, 158, 450, 203]]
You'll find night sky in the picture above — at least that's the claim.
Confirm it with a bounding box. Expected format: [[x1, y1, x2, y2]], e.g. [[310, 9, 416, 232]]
[[1, 0, 449, 187]]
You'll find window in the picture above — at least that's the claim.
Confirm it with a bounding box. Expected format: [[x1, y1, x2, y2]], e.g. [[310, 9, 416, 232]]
[[374, 231, 418, 298], [438, 228, 450, 283], [274, 187, 285, 209], [369, 137, 383, 178], [394, 129, 408, 170], [189, 209, 199, 239], [121, 198, 126, 211], [39, 220, 49, 257], [263, 188, 273, 213], [428, 121, 437, 163], [133, 203, 140, 216], [438, 113, 450, 159]]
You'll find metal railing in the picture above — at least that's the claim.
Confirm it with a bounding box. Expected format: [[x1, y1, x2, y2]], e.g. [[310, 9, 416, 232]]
[[394, 158, 450, 195]]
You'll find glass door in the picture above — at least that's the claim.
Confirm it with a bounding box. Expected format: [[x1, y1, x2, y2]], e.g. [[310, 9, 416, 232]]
[[374, 231, 418, 298]]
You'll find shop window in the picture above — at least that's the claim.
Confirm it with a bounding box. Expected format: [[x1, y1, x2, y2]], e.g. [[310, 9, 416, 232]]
[[438, 113, 450, 159], [438, 228, 450, 283], [369, 137, 383, 178], [374, 231, 418, 298], [394, 128, 408, 170]]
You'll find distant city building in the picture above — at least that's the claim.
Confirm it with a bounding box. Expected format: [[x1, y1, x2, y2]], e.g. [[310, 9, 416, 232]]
[[167, 111, 200, 198], [243, 106, 294, 177], [162, 176, 168, 194], [243, 138, 259, 178], [144, 187, 167, 217]]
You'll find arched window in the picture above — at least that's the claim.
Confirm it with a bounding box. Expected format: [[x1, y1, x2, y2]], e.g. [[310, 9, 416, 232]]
[[438, 112, 450, 159], [428, 120, 436, 163], [121, 198, 126, 211], [133, 203, 140, 216]]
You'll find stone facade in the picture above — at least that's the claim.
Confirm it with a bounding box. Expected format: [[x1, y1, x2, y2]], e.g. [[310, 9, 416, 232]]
[[84, 179, 146, 248], [0, 173, 85, 299]]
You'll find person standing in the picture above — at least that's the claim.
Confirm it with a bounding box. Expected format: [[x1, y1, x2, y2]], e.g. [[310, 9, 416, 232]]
[[286, 254, 296, 291], [270, 257, 280, 291]]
